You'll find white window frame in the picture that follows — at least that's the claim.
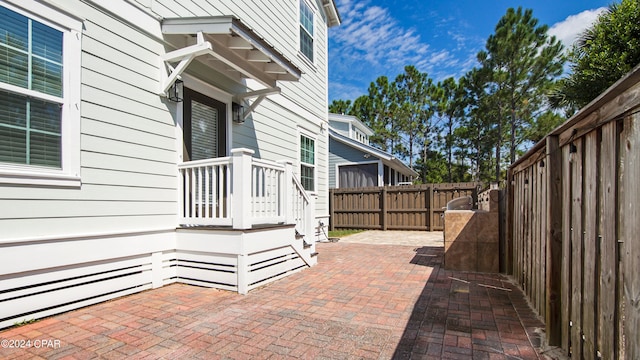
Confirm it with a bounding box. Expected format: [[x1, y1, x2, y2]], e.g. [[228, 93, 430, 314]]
[[298, 0, 315, 64], [0, 0, 82, 187], [298, 127, 316, 193]]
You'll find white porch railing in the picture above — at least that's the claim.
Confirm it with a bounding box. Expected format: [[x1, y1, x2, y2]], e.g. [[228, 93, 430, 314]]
[[178, 148, 314, 236]]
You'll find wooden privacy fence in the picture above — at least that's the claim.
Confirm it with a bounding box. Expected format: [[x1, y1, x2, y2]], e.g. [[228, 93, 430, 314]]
[[506, 66, 640, 359], [329, 182, 479, 231]]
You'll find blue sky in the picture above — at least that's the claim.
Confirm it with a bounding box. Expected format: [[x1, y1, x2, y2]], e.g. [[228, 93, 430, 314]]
[[328, 0, 611, 102]]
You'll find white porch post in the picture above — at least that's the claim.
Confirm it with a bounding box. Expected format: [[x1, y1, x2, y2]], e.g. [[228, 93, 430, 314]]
[[306, 194, 316, 242], [231, 148, 255, 229], [279, 160, 295, 225]]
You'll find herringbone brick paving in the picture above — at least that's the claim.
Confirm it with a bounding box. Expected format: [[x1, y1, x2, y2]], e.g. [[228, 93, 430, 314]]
[[0, 237, 545, 359]]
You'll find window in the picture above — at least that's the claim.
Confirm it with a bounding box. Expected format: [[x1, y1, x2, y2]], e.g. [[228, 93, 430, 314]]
[[299, 1, 314, 62], [338, 163, 377, 188], [0, 2, 81, 186], [300, 134, 315, 191], [182, 88, 227, 161]]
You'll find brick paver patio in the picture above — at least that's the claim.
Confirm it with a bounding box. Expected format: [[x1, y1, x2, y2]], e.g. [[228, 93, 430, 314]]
[[0, 238, 546, 359]]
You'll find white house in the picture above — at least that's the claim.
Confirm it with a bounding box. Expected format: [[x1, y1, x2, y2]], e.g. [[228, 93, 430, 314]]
[[0, 0, 340, 328], [329, 113, 417, 188]]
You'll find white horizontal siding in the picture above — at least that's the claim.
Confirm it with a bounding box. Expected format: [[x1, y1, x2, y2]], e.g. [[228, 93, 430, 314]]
[[0, 0, 178, 242], [83, 119, 174, 150], [82, 51, 159, 92], [81, 86, 169, 122], [82, 152, 176, 176], [82, 102, 174, 138], [0, 200, 175, 219], [82, 135, 174, 163], [0, 215, 177, 241], [81, 168, 175, 188], [0, 184, 175, 201]]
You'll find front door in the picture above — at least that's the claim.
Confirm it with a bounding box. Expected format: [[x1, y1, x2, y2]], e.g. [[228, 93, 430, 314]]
[[183, 88, 227, 161]]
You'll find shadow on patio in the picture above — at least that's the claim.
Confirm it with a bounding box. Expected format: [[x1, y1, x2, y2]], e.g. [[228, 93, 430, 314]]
[[393, 246, 545, 359]]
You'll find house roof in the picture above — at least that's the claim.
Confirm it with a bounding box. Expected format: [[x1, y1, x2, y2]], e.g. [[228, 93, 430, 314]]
[[161, 16, 302, 90], [328, 113, 374, 136], [329, 128, 418, 177], [322, 0, 341, 28]]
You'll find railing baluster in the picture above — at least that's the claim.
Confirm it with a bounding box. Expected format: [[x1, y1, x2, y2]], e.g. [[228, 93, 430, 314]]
[[205, 165, 210, 218], [211, 165, 221, 218], [228, 165, 233, 217], [197, 166, 203, 220], [190, 168, 196, 219]]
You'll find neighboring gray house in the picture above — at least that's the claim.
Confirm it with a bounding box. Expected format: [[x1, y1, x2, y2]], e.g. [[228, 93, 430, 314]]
[[0, 0, 339, 328], [329, 113, 417, 188]]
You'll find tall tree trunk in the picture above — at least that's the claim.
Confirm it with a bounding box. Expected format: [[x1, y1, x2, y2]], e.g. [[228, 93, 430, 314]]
[[495, 108, 503, 183], [510, 104, 517, 164], [447, 117, 453, 182]]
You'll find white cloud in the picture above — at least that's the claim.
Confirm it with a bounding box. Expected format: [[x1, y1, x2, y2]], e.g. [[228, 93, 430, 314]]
[[549, 7, 607, 50], [329, 0, 461, 100], [332, 1, 436, 69]]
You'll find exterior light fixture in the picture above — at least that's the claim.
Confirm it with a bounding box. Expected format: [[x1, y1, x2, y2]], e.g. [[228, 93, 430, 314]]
[[168, 79, 183, 102], [232, 102, 245, 123], [569, 142, 577, 153]]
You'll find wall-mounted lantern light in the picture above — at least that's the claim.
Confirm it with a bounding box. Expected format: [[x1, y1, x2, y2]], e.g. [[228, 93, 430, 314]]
[[232, 102, 245, 123], [569, 142, 577, 153], [168, 79, 183, 102]]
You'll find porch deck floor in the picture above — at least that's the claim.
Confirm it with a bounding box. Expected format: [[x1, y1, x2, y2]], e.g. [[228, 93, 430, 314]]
[[0, 231, 549, 359]]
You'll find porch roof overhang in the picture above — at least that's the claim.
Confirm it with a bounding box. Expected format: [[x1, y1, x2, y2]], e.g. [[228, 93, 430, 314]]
[[329, 128, 419, 178], [160, 16, 302, 97]]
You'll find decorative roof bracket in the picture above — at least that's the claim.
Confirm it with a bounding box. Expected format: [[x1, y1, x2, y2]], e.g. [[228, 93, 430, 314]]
[[234, 87, 281, 120], [161, 32, 211, 95]]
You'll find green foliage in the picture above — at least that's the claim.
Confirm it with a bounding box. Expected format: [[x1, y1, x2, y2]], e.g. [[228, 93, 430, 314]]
[[328, 229, 364, 238], [479, 7, 565, 167], [328, 99, 352, 114], [14, 318, 37, 327], [414, 150, 447, 183], [555, 0, 640, 111], [392, 65, 435, 168], [351, 76, 400, 152], [526, 111, 565, 143], [432, 77, 465, 182]]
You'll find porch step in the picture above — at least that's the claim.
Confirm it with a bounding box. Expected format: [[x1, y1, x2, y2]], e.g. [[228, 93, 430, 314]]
[[295, 230, 305, 239], [310, 252, 319, 257], [303, 241, 312, 249]]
